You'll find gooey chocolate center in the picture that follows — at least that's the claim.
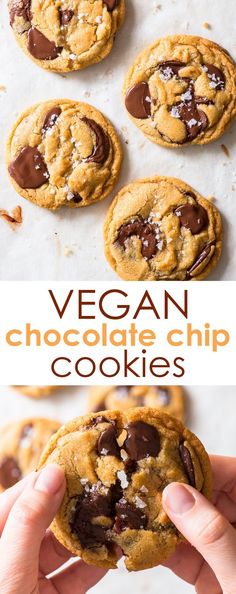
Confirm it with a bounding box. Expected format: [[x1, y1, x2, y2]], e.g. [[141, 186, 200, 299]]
[[70, 419, 198, 550]]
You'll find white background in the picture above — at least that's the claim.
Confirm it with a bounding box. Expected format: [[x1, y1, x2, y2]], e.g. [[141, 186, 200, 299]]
[[0, 0, 236, 280], [0, 384, 235, 594]]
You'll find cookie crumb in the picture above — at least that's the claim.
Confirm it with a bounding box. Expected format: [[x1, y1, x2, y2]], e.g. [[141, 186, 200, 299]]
[[64, 245, 74, 257], [202, 22, 211, 29], [221, 143, 230, 158], [0, 205, 22, 229]]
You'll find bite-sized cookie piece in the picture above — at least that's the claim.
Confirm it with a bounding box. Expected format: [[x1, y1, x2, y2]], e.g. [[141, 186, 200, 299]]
[[104, 176, 222, 281], [123, 35, 236, 147], [88, 386, 185, 421], [7, 99, 122, 210], [0, 417, 60, 492], [8, 0, 125, 73], [38, 408, 211, 571], [13, 386, 59, 399]]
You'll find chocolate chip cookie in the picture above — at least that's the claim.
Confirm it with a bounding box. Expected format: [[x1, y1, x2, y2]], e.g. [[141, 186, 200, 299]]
[[38, 408, 211, 571], [104, 176, 222, 281], [13, 386, 58, 399], [8, 0, 125, 73], [0, 417, 61, 492], [123, 35, 236, 147], [88, 386, 185, 421], [6, 99, 122, 209]]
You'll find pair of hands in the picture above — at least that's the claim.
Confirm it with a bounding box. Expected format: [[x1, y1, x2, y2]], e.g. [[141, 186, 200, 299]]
[[0, 456, 236, 594]]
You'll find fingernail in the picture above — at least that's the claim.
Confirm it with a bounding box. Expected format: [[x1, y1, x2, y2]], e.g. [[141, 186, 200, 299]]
[[163, 483, 195, 515], [35, 464, 64, 495]]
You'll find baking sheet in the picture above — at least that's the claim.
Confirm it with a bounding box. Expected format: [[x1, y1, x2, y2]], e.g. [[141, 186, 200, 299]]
[[1, 384, 236, 594], [1, 0, 236, 280]]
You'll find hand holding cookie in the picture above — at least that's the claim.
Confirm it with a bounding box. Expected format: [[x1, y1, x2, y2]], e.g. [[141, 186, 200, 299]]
[[0, 465, 107, 594]]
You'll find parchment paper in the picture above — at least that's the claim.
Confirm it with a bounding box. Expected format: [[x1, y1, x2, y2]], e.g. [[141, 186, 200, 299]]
[[0, 384, 235, 593]]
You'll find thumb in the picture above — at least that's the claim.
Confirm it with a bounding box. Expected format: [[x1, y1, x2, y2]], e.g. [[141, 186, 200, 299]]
[[163, 482, 236, 592], [0, 464, 65, 588]]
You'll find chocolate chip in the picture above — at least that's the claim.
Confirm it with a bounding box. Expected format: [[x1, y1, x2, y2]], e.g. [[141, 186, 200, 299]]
[[8, 146, 49, 189], [117, 218, 158, 260], [42, 107, 62, 132], [203, 63, 225, 91], [9, 0, 31, 26], [174, 203, 208, 235], [158, 60, 186, 79], [81, 117, 110, 164], [124, 421, 160, 461], [114, 499, 147, 532], [0, 457, 22, 489], [125, 82, 151, 119], [71, 490, 112, 548], [59, 9, 74, 25], [71, 193, 83, 203], [27, 27, 62, 60], [92, 415, 110, 426], [97, 425, 120, 458], [156, 387, 170, 406], [186, 242, 214, 278], [179, 443, 195, 487], [124, 459, 137, 476], [104, 0, 119, 11]]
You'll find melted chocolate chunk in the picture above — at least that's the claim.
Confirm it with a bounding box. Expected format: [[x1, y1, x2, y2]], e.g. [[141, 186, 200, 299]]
[[0, 457, 22, 489], [59, 9, 74, 25], [27, 28, 62, 60], [125, 82, 151, 119], [97, 425, 120, 458], [115, 499, 147, 532], [174, 203, 208, 235], [117, 218, 158, 260], [71, 490, 112, 548], [42, 107, 62, 132], [156, 387, 170, 406], [158, 60, 186, 79], [81, 117, 110, 164], [179, 443, 195, 487], [104, 0, 119, 11], [186, 242, 214, 278], [203, 63, 225, 91], [9, 146, 49, 189], [9, 0, 31, 26], [124, 421, 160, 461], [92, 415, 110, 426], [125, 459, 137, 476]]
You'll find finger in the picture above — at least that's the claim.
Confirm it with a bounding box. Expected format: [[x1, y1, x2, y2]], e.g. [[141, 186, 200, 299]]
[[163, 482, 236, 592], [0, 473, 35, 534], [210, 455, 236, 497], [0, 465, 65, 591], [164, 544, 221, 594], [51, 559, 107, 594], [39, 530, 74, 575]]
